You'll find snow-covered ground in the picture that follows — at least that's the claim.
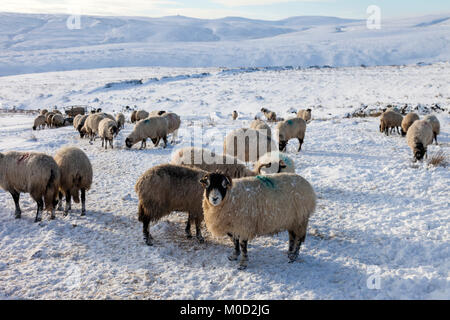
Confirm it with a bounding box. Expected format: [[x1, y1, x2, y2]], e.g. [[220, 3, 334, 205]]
[[0, 63, 449, 299], [0, 12, 449, 75]]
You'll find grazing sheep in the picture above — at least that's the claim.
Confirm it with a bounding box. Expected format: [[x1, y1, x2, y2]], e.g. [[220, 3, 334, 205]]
[[135, 164, 207, 246], [73, 114, 82, 129], [200, 172, 316, 269], [130, 110, 137, 123], [379, 110, 403, 136], [45, 112, 55, 127], [171, 147, 256, 178], [223, 128, 276, 163], [33, 115, 46, 130], [82, 113, 107, 141], [297, 109, 312, 123], [98, 118, 118, 149], [125, 117, 168, 149], [232, 111, 238, 120], [277, 118, 307, 152], [406, 120, 434, 161], [74, 114, 89, 138], [54, 147, 93, 216], [0, 151, 60, 222], [160, 112, 181, 144], [116, 113, 125, 129], [40, 109, 48, 116], [401, 113, 420, 136], [254, 151, 295, 175], [249, 119, 271, 138], [51, 114, 65, 128], [261, 108, 277, 122], [135, 110, 150, 122], [423, 115, 440, 145]]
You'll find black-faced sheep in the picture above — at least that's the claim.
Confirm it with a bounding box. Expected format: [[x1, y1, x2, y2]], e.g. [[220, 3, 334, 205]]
[[135, 164, 207, 246], [254, 151, 295, 175], [260, 108, 277, 122], [406, 120, 434, 161], [380, 110, 403, 136], [232, 111, 238, 120], [125, 117, 168, 149], [223, 128, 276, 163], [131, 110, 137, 124], [423, 115, 440, 145], [98, 118, 118, 149], [401, 112, 420, 136], [277, 117, 307, 152], [74, 114, 89, 138], [33, 115, 46, 130], [297, 109, 312, 123], [200, 172, 316, 269], [54, 147, 93, 216], [0, 151, 60, 222]]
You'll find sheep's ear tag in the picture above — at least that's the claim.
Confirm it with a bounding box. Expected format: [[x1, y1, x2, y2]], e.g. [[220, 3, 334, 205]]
[[279, 160, 287, 169]]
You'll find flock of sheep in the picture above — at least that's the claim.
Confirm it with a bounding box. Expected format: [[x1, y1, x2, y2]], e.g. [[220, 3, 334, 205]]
[[0, 104, 442, 270]]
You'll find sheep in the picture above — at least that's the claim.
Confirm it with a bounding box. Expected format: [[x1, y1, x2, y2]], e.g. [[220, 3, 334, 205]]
[[52, 109, 62, 115], [116, 113, 125, 129], [249, 119, 271, 138], [379, 110, 403, 136], [40, 109, 48, 116], [401, 113, 420, 136], [171, 147, 256, 178], [423, 115, 440, 145], [131, 110, 137, 123], [297, 109, 312, 123], [82, 113, 107, 141], [277, 117, 307, 152], [260, 108, 277, 122], [200, 172, 316, 269], [0, 151, 60, 222], [149, 110, 166, 117], [232, 111, 238, 120], [74, 114, 89, 138], [223, 128, 276, 163], [54, 147, 93, 216], [98, 118, 118, 149], [160, 112, 181, 144], [406, 120, 434, 161], [51, 114, 65, 128], [45, 112, 55, 127], [135, 110, 150, 122], [125, 117, 168, 149], [33, 115, 46, 130], [73, 114, 82, 129], [254, 151, 295, 175], [135, 164, 208, 246]]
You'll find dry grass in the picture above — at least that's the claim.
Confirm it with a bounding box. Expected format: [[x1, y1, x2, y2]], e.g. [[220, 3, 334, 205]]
[[428, 150, 447, 168]]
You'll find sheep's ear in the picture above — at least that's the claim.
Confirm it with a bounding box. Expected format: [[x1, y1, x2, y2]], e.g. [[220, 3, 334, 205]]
[[222, 175, 232, 189], [279, 160, 287, 169], [199, 175, 210, 188]]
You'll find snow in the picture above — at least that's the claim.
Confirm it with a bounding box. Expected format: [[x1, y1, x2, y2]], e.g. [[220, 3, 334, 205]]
[[0, 12, 449, 76], [0, 63, 449, 299]]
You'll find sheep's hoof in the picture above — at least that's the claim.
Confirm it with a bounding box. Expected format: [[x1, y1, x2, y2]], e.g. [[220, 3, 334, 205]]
[[197, 236, 205, 244], [34, 217, 42, 223], [144, 236, 153, 246], [186, 234, 193, 239], [15, 211, 21, 219], [288, 253, 298, 263], [80, 211, 86, 216], [237, 263, 248, 270], [228, 253, 239, 261]]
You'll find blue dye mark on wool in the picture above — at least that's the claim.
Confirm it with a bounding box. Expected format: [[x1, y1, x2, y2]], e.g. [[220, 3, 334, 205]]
[[144, 119, 150, 124], [287, 119, 293, 125], [256, 176, 276, 189], [280, 154, 292, 166]]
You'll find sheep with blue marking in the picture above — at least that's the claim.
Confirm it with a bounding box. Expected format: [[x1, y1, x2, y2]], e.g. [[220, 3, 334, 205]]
[[255, 151, 295, 175]]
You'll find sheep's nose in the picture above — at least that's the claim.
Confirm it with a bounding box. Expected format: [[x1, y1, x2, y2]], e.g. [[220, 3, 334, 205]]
[[212, 197, 218, 202]]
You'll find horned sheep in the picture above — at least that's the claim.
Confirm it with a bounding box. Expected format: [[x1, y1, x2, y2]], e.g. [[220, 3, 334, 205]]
[[277, 117, 307, 152], [401, 113, 420, 136], [406, 120, 434, 161], [423, 115, 440, 145], [125, 117, 168, 149], [54, 147, 93, 216], [200, 172, 316, 269], [0, 151, 60, 222], [135, 164, 208, 246]]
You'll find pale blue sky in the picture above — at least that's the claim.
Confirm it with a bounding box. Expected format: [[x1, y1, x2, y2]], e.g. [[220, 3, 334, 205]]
[[2, 0, 450, 20]]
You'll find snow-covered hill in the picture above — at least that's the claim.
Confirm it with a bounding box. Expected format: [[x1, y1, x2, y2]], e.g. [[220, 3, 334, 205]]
[[0, 12, 449, 75]]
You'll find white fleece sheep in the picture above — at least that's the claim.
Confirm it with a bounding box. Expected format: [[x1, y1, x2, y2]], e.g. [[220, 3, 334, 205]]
[[260, 108, 277, 122], [423, 115, 440, 145], [82, 113, 107, 141], [277, 117, 307, 152], [135, 110, 150, 122], [223, 128, 276, 163], [401, 112, 420, 136], [51, 114, 65, 128], [0, 151, 60, 222], [54, 147, 93, 215], [125, 117, 169, 149], [171, 147, 256, 178], [200, 172, 316, 269], [249, 119, 271, 138], [380, 110, 403, 135], [160, 112, 181, 144], [254, 151, 295, 175], [406, 119, 434, 161], [98, 118, 118, 149], [74, 114, 89, 138], [33, 115, 46, 130], [116, 113, 125, 129], [297, 109, 312, 122]]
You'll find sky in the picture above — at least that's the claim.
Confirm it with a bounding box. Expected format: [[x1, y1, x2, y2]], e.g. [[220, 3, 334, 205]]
[[2, 0, 450, 20]]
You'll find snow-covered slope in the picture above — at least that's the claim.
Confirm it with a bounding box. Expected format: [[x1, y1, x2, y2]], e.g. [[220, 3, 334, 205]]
[[0, 12, 449, 75]]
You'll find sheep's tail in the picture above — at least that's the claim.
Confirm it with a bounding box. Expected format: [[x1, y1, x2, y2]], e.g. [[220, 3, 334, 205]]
[[44, 169, 59, 212]]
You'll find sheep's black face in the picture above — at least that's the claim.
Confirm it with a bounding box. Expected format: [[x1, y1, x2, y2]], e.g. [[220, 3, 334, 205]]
[[414, 143, 426, 161], [200, 173, 232, 207], [279, 141, 287, 152], [125, 138, 133, 148]]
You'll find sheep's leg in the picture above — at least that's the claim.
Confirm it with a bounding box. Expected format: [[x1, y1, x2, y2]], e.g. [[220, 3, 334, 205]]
[[396, 127, 400, 134], [10, 190, 21, 219], [162, 136, 168, 149], [109, 139, 114, 149], [81, 189, 86, 216], [34, 198, 44, 222], [434, 133, 438, 145], [185, 217, 192, 239], [289, 234, 306, 263], [195, 216, 204, 243], [64, 190, 71, 216], [238, 240, 248, 270], [172, 130, 178, 144], [288, 231, 296, 254], [297, 138, 303, 152], [140, 139, 146, 150], [142, 216, 153, 246], [102, 138, 104, 148], [57, 191, 64, 211], [228, 236, 240, 261]]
